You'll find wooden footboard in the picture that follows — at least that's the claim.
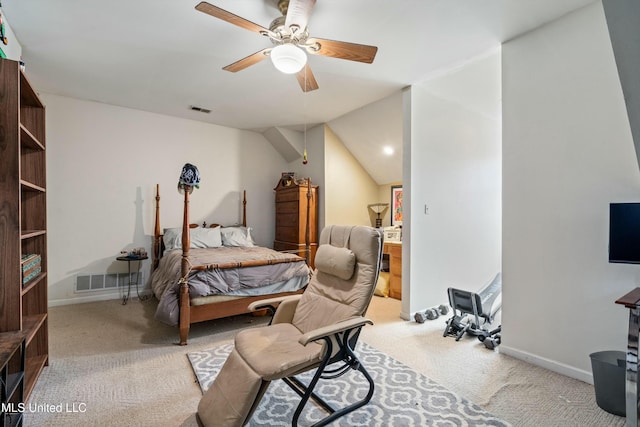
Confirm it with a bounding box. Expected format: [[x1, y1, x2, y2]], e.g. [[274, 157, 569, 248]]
[[189, 291, 302, 323]]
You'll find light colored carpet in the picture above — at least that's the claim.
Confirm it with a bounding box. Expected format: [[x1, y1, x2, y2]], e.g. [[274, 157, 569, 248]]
[[24, 296, 624, 426]]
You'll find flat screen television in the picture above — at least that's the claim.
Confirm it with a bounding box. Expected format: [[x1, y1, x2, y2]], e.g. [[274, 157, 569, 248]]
[[609, 203, 640, 264]]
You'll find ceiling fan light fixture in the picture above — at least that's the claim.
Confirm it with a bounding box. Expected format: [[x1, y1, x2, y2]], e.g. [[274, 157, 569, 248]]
[[270, 43, 307, 74]]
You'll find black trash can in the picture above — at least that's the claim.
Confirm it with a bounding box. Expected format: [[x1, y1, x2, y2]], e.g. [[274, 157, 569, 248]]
[[590, 350, 626, 416]]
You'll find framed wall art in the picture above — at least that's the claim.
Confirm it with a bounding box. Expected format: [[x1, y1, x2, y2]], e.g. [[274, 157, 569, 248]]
[[391, 185, 403, 226]]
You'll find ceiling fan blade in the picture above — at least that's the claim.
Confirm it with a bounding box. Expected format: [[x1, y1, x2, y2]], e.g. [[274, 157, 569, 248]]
[[284, 0, 316, 33], [306, 37, 378, 64], [223, 48, 271, 72], [295, 64, 319, 92], [196, 1, 268, 34]]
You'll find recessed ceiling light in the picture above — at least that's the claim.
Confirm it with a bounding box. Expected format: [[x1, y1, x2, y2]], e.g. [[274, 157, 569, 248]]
[[383, 146, 394, 156]]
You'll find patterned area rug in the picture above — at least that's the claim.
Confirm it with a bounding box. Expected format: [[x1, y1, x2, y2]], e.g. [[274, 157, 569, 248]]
[[188, 342, 511, 426]]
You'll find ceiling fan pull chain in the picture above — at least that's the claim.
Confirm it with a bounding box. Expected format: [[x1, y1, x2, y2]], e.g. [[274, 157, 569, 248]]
[[303, 67, 309, 165]]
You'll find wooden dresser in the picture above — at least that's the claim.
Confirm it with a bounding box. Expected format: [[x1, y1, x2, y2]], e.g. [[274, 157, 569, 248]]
[[274, 178, 319, 268], [384, 242, 402, 299]]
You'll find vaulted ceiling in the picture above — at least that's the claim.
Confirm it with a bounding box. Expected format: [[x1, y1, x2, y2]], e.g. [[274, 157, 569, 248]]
[[3, 0, 597, 184]]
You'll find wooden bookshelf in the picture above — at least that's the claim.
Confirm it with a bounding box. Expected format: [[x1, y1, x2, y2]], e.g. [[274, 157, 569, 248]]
[[0, 331, 26, 426], [0, 58, 48, 402]]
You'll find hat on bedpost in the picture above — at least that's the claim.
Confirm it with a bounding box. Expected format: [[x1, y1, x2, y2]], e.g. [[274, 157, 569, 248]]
[[177, 163, 200, 194]]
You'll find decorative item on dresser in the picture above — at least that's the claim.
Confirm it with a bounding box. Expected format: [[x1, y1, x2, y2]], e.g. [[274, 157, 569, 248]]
[[151, 167, 312, 345], [0, 58, 48, 401], [273, 177, 319, 268]]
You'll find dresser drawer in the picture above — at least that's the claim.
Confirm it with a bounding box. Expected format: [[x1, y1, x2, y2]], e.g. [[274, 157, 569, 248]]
[[276, 213, 299, 227], [276, 200, 300, 214], [276, 189, 301, 203], [390, 244, 402, 257], [276, 226, 300, 242]]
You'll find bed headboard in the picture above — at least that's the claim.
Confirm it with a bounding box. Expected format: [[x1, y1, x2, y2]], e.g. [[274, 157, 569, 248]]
[[152, 184, 247, 270]]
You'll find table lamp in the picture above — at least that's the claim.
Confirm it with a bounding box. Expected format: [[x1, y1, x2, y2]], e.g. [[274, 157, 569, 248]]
[[368, 203, 389, 228]]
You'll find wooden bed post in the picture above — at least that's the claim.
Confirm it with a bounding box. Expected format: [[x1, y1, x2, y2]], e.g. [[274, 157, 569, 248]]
[[306, 179, 311, 266], [179, 188, 191, 346], [242, 190, 247, 227], [153, 184, 161, 271]]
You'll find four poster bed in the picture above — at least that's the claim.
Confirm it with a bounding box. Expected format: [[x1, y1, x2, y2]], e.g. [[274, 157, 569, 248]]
[[150, 184, 312, 345]]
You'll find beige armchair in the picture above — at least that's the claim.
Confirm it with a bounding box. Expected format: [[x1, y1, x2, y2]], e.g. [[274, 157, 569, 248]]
[[197, 225, 383, 427]]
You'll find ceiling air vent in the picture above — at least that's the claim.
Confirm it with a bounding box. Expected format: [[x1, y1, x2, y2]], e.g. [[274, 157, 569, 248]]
[[189, 105, 211, 114]]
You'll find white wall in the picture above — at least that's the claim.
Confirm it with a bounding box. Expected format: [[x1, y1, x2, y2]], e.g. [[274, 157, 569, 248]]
[[327, 91, 403, 186], [285, 124, 381, 231], [502, 1, 640, 382], [44, 94, 289, 305], [406, 52, 502, 319], [324, 126, 380, 227], [287, 125, 326, 231]]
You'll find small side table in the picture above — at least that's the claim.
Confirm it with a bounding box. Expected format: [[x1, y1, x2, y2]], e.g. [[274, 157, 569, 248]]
[[615, 287, 640, 427], [116, 255, 149, 305]]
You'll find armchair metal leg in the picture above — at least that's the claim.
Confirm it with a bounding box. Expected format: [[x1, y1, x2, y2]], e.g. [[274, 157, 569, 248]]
[[283, 331, 375, 427]]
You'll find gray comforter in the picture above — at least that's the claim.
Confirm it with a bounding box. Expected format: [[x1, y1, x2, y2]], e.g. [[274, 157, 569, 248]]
[[151, 247, 310, 325]]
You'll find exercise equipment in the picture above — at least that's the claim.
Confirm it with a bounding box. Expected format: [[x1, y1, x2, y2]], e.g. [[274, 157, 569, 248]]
[[443, 273, 502, 349], [477, 325, 502, 349], [414, 304, 449, 323]]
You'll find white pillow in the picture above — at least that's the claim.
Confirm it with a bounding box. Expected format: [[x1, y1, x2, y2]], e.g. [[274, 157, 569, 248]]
[[163, 226, 222, 251], [190, 226, 222, 248], [221, 226, 255, 247], [163, 227, 181, 251]]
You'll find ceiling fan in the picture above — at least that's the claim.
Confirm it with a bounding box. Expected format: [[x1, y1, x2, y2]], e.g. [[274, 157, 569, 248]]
[[195, 0, 378, 92]]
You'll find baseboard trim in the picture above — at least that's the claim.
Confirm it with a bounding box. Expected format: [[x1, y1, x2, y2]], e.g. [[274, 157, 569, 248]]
[[49, 290, 152, 307], [499, 344, 594, 385]]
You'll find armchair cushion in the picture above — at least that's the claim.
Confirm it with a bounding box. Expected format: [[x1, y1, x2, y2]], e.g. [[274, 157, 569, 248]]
[[314, 244, 356, 280], [235, 323, 324, 381], [197, 348, 262, 426]]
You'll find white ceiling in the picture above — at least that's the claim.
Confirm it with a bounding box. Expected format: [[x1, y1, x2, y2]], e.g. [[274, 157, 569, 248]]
[[3, 0, 596, 184]]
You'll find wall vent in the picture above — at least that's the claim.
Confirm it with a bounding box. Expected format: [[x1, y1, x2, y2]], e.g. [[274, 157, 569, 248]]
[[76, 272, 145, 293], [189, 105, 211, 114]]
